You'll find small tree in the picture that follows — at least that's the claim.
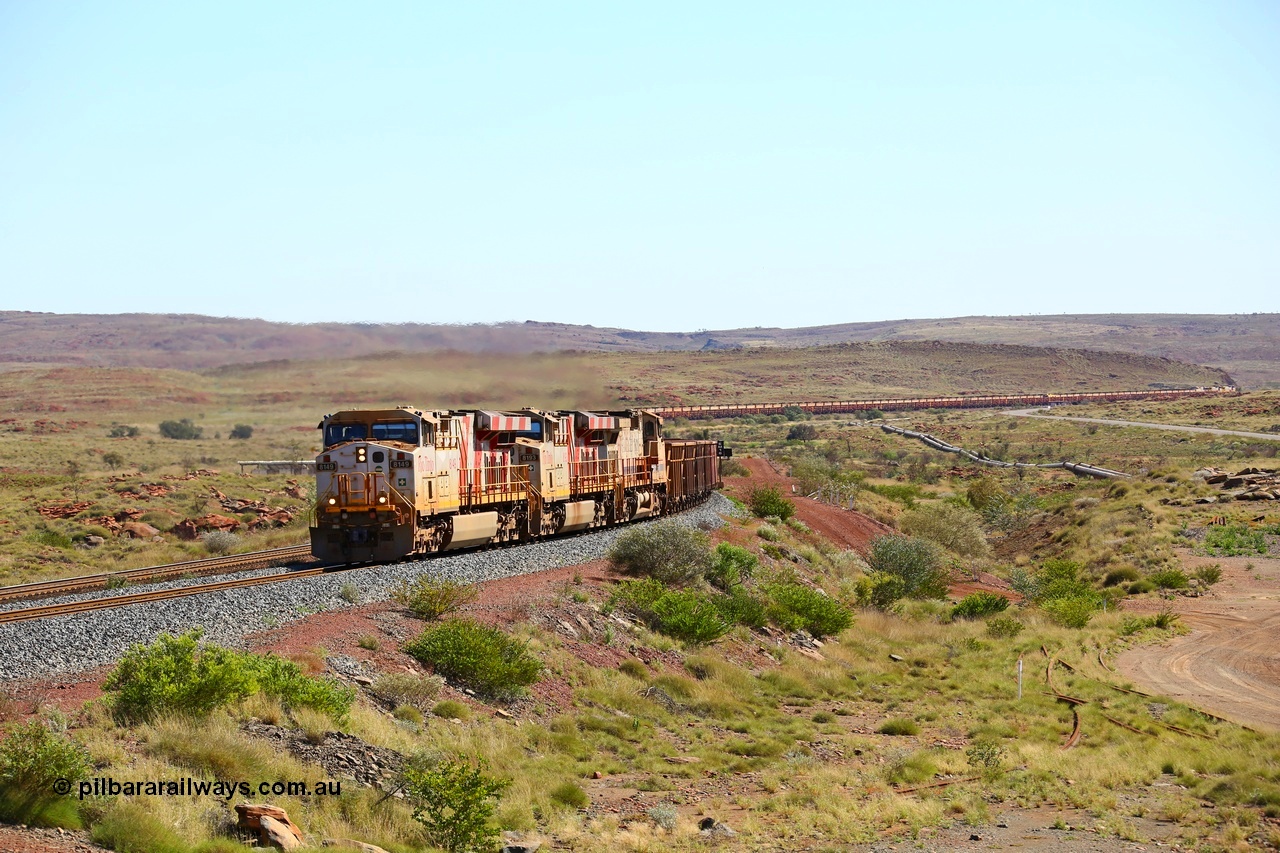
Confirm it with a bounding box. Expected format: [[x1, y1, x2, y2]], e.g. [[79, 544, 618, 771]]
[[866, 535, 948, 599], [607, 520, 711, 585], [102, 451, 124, 470], [159, 419, 203, 440], [748, 486, 795, 521], [787, 424, 818, 442], [900, 503, 990, 558], [229, 424, 254, 440], [403, 755, 509, 853]]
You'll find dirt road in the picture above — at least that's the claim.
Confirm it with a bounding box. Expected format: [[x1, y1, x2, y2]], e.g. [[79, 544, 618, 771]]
[[726, 457, 893, 551], [1116, 552, 1280, 731], [1006, 408, 1280, 441]]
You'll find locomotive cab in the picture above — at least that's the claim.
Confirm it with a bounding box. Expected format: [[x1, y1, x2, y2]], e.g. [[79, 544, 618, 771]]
[[312, 407, 433, 561]]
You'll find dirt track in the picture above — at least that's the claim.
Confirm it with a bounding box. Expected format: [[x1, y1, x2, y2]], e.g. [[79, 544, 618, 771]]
[[1006, 408, 1280, 442], [1116, 552, 1280, 731], [726, 457, 893, 551]]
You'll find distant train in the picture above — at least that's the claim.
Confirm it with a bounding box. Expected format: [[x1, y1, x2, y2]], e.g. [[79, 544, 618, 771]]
[[311, 407, 724, 562], [653, 386, 1239, 420]]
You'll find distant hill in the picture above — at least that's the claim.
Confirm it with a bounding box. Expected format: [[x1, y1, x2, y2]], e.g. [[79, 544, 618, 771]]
[[0, 311, 1271, 387]]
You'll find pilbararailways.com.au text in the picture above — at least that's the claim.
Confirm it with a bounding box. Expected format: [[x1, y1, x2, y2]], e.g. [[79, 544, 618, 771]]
[[62, 777, 342, 800]]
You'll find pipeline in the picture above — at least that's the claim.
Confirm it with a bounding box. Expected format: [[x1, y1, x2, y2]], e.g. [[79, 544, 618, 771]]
[[880, 424, 1130, 479]]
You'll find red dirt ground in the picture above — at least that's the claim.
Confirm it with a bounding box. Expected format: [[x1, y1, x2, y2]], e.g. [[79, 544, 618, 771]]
[[724, 456, 893, 551]]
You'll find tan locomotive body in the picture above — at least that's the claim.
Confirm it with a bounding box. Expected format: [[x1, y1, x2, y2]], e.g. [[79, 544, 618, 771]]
[[310, 406, 722, 562]]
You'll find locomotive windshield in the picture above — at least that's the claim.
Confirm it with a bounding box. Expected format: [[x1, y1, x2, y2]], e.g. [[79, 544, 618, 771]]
[[372, 421, 420, 444], [325, 423, 367, 447]]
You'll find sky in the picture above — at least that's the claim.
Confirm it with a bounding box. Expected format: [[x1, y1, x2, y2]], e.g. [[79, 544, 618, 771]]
[[1, 2, 1277, 331]]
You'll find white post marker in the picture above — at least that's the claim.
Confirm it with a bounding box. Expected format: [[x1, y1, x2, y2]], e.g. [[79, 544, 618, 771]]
[[1017, 655, 1024, 700]]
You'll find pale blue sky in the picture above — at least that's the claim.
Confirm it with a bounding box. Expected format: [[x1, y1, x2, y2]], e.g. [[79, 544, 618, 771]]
[[2, 2, 1276, 330]]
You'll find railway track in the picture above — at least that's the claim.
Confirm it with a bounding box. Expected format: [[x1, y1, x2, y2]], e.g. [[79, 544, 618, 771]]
[[0, 544, 315, 606], [0, 565, 330, 626]]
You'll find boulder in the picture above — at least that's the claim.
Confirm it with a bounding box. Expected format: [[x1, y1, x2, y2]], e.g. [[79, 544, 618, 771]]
[[119, 522, 160, 539], [260, 815, 303, 851], [235, 804, 303, 850]]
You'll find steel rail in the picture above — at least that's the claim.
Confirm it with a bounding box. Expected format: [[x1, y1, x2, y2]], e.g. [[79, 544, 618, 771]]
[[0, 566, 330, 625], [0, 544, 314, 605]]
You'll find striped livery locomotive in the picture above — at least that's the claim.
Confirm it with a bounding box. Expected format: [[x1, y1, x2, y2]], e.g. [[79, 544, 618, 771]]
[[310, 407, 722, 562]]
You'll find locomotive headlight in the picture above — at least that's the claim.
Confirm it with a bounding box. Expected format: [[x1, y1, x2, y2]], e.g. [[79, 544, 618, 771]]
[[327, 497, 337, 505], [378, 494, 387, 504], [357, 448, 367, 462]]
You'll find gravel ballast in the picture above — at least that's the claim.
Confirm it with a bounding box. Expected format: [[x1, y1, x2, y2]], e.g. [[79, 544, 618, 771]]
[[0, 494, 738, 680]]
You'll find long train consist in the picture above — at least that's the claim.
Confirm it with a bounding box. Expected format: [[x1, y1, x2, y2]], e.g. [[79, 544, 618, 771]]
[[310, 407, 723, 562], [652, 386, 1237, 420]]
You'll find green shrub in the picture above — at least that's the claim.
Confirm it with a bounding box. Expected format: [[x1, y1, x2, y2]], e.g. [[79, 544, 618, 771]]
[[618, 659, 648, 679], [878, 718, 919, 736], [90, 800, 185, 853], [549, 781, 590, 810], [393, 576, 479, 619], [951, 592, 1010, 620], [357, 633, 380, 650], [1148, 568, 1189, 590], [371, 672, 443, 709], [1042, 596, 1097, 629], [229, 424, 254, 439], [200, 530, 239, 555], [1126, 579, 1156, 594], [107, 424, 140, 438], [900, 503, 990, 558], [610, 578, 668, 615], [404, 620, 543, 701], [1204, 524, 1268, 557], [1194, 564, 1223, 585], [719, 458, 750, 477], [854, 572, 908, 610], [403, 755, 509, 853], [712, 588, 769, 629], [104, 630, 353, 723], [29, 528, 73, 549], [649, 590, 732, 644], [985, 616, 1023, 638], [395, 705, 425, 725], [748, 486, 795, 521], [607, 520, 711, 585], [866, 536, 948, 600], [432, 700, 470, 720], [1121, 609, 1181, 635], [787, 423, 819, 441], [1103, 567, 1141, 587], [158, 418, 203, 440], [707, 543, 758, 591], [756, 524, 781, 542], [763, 582, 853, 637], [0, 720, 90, 826], [886, 750, 937, 784], [612, 580, 733, 643], [864, 483, 922, 507]]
